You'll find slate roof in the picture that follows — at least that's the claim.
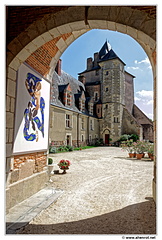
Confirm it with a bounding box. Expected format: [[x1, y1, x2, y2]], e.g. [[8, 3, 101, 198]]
[[50, 70, 98, 117], [78, 41, 126, 75], [98, 41, 125, 65], [85, 81, 101, 86]]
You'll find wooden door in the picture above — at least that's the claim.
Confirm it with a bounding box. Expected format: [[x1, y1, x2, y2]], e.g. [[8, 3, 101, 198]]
[[105, 134, 109, 145]]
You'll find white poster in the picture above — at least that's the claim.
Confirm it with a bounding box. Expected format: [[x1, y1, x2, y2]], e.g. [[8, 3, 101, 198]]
[[13, 63, 51, 154]]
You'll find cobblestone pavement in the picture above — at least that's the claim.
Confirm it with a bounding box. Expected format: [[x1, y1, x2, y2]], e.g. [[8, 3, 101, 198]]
[[17, 147, 156, 234]]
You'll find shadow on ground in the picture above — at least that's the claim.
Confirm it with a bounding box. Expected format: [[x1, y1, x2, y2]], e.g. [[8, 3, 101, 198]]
[[7, 198, 156, 234]]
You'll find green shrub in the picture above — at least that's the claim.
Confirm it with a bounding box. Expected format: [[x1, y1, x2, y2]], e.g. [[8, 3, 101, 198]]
[[129, 134, 139, 142], [48, 158, 53, 165], [95, 138, 104, 146], [66, 145, 74, 151], [49, 146, 57, 153]]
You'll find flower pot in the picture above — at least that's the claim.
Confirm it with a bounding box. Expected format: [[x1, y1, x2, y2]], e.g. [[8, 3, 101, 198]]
[[128, 153, 134, 158], [136, 153, 143, 160], [60, 167, 69, 174], [148, 153, 154, 160], [133, 153, 136, 158]]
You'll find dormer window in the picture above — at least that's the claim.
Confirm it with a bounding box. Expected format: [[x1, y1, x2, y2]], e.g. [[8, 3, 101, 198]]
[[66, 92, 71, 106], [63, 84, 72, 107], [95, 69, 99, 76], [88, 103, 93, 115], [94, 91, 98, 101], [79, 99, 85, 112]]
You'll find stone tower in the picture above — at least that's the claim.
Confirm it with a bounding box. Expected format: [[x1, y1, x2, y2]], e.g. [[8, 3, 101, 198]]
[[78, 40, 150, 144], [98, 41, 126, 143]]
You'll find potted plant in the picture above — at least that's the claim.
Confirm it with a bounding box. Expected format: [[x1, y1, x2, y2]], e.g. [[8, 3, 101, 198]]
[[48, 158, 53, 165], [147, 143, 154, 160], [58, 159, 71, 174], [121, 139, 134, 157], [135, 141, 145, 159], [109, 138, 112, 146], [48, 158, 54, 182]]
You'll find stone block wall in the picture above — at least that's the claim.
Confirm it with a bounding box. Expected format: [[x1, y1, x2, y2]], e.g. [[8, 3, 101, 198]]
[[9, 152, 47, 185]]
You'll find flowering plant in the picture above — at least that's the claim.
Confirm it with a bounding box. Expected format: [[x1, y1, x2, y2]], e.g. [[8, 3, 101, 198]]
[[147, 143, 154, 155], [121, 139, 133, 153], [135, 140, 149, 154], [58, 159, 71, 169]]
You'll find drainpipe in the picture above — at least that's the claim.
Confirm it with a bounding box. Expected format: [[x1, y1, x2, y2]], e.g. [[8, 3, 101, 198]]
[[87, 116, 89, 145], [77, 113, 80, 147]]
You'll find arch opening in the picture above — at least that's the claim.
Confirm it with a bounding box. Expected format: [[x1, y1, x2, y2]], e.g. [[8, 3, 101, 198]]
[[6, 7, 156, 212]]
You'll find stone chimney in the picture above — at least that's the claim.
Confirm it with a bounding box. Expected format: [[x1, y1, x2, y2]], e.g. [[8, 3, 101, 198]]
[[94, 52, 99, 67], [78, 75, 86, 85], [87, 57, 93, 70], [55, 59, 62, 76]]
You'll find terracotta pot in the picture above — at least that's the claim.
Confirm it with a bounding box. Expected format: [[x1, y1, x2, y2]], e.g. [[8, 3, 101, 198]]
[[129, 153, 134, 158], [136, 153, 143, 159], [148, 153, 154, 160]]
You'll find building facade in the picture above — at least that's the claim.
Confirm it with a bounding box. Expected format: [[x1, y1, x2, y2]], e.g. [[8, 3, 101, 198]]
[[50, 41, 153, 147]]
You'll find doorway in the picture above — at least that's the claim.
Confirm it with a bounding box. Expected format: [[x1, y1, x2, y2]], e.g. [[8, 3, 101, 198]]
[[105, 134, 109, 145]]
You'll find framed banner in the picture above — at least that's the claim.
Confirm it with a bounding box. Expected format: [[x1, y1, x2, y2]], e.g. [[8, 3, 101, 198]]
[[13, 63, 51, 154]]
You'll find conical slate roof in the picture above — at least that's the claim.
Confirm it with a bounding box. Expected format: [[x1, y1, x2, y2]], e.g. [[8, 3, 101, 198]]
[[98, 41, 125, 65], [99, 40, 111, 59]]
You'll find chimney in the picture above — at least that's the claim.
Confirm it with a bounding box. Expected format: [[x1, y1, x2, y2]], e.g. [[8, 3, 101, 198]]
[[87, 57, 93, 70], [55, 59, 62, 76], [78, 75, 86, 85], [94, 52, 99, 67]]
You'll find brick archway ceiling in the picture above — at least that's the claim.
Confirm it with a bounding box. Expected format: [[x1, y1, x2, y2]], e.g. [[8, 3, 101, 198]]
[[25, 33, 72, 76], [7, 6, 156, 76]]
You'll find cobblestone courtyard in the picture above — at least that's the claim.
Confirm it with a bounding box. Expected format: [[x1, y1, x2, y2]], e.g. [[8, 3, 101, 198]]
[[17, 147, 156, 234]]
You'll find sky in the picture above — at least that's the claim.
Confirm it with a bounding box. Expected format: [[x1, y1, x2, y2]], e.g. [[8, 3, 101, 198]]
[[61, 29, 153, 120]]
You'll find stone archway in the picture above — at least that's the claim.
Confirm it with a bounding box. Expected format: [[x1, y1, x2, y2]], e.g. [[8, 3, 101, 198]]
[[6, 6, 156, 210]]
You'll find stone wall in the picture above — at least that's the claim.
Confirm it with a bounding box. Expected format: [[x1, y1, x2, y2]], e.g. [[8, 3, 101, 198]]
[[8, 152, 47, 185], [122, 107, 142, 136], [6, 171, 48, 213], [125, 72, 134, 113]]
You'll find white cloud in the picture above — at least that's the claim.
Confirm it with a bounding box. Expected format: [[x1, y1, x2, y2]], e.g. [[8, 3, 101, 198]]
[[134, 57, 152, 70], [126, 66, 141, 71], [136, 90, 153, 98], [135, 90, 153, 120]]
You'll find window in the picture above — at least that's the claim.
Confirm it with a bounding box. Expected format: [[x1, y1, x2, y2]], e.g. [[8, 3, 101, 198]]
[[105, 104, 108, 109], [106, 71, 109, 75], [105, 87, 108, 92], [89, 135, 92, 142], [66, 114, 72, 128], [67, 93, 71, 106], [94, 91, 98, 101], [95, 69, 99, 75], [81, 117, 84, 130], [114, 117, 119, 123], [89, 103, 93, 115], [79, 99, 85, 112], [90, 119, 94, 131], [81, 134, 84, 142]]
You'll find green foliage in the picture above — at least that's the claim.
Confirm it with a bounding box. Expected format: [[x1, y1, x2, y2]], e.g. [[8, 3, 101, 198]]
[[49, 146, 57, 153], [48, 158, 53, 165], [129, 134, 139, 142], [95, 138, 104, 146], [66, 145, 74, 151], [119, 134, 139, 142], [119, 134, 130, 141], [74, 145, 97, 151]]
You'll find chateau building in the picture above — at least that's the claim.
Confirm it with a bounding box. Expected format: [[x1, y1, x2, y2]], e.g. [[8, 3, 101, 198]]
[[50, 41, 153, 147]]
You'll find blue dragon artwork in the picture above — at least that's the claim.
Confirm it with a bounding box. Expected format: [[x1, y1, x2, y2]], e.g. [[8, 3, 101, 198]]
[[23, 73, 45, 142]]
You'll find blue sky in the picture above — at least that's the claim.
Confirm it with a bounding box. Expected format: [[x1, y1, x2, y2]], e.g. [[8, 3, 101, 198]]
[[61, 29, 153, 120]]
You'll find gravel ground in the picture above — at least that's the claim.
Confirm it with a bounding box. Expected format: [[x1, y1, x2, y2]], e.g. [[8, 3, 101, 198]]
[[17, 147, 156, 234]]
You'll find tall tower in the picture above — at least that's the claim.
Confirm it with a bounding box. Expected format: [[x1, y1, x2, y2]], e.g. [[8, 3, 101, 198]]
[[98, 41, 126, 143]]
